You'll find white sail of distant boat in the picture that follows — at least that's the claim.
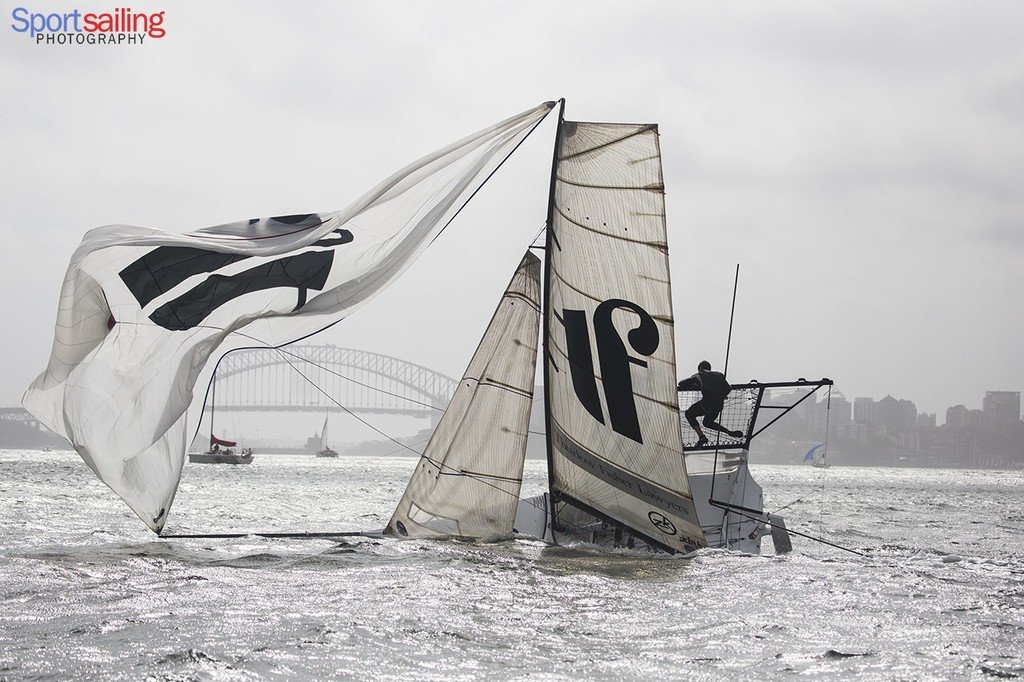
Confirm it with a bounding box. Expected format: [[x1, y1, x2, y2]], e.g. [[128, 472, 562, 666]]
[[804, 443, 828, 468], [386, 251, 541, 540], [316, 416, 338, 458], [22, 102, 555, 532]]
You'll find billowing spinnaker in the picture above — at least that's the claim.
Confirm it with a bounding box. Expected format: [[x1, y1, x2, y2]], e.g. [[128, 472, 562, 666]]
[[545, 120, 706, 553], [23, 102, 554, 533], [386, 251, 541, 540]]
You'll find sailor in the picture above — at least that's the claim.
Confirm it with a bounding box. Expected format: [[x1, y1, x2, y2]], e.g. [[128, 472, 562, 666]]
[[677, 360, 744, 447]]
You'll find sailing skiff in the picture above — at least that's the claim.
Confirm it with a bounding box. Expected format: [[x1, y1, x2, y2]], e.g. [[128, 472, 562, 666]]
[[386, 105, 832, 554], [24, 100, 833, 554]]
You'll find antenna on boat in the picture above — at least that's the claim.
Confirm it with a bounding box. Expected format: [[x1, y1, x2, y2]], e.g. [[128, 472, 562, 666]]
[[723, 263, 739, 376], [709, 263, 740, 503]]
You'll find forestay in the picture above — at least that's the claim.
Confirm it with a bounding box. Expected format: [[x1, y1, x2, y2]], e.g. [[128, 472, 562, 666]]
[[23, 102, 554, 533], [386, 251, 541, 540], [544, 120, 705, 553]]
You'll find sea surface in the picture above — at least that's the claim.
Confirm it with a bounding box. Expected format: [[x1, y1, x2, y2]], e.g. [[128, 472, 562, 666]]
[[1, 449, 1022, 681]]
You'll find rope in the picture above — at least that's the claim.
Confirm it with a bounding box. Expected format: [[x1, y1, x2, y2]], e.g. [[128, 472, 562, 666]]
[[708, 500, 865, 557], [161, 530, 379, 540]]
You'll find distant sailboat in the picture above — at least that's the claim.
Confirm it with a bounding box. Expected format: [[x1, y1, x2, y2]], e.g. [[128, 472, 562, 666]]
[[190, 434, 253, 465], [316, 416, 339, 458], [189, 375, 253, 465], [804, 443, 828, 468]]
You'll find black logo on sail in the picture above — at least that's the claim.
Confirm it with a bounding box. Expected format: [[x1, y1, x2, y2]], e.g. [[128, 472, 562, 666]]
[[562, 298, 659, 443], [648, 511, 677, 536], [118, 216, 352, 331]]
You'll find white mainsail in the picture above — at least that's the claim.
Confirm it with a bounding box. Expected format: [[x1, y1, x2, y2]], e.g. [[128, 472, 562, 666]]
[[320, 417, 330, 452], [386, 251, 541, 540], [543, 120, 706, 553], [317, 415, 338, 457], [23, 102, 555, 533]]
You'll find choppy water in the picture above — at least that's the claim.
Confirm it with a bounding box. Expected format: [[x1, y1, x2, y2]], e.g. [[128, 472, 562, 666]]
[[1, 450, 1023, 681]]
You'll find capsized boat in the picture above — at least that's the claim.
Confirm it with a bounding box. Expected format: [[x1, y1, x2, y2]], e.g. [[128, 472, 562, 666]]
[[316, 416, 339, 458], [385, 102, 834, 554]]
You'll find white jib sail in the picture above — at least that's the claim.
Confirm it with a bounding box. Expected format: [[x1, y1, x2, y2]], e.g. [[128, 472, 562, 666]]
[[386, 251, 541, 540], [23, 102, 554, 533], [544, 120, 706, 552]]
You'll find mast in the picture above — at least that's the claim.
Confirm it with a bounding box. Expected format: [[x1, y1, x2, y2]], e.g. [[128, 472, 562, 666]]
[[541, 99, 566, 505], [209, 372, 216, 449]]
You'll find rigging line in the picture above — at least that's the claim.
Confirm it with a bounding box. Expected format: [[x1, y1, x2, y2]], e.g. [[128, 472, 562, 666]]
[[270, 346, 445, 412], [408, 452, 528, 500], [267, 349, 424, 457], [378, 435, 429, 458], [530, 221, 547, 247], [427, 103, 558, 248], [432, 459, 523, 483], [707, 500, 866, 557], [711, 263, 741, 503], [771, 492, 820, 515], [723, 263, 739, 377], [161, 531, 379, 540], [774, 491, 815, 512], [820, 385, 833, 535], [186, 328, 447, 450], [195, 341, 425, 459]]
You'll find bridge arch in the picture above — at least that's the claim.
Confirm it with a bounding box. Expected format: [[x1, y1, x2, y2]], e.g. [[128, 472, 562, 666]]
[[208, 345, 458, 418]]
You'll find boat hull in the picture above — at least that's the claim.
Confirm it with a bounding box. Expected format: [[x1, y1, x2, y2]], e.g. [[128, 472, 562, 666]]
[[514, 448, 788, 555], [189, 450, 253, 465], [315, 449, 339, 458]]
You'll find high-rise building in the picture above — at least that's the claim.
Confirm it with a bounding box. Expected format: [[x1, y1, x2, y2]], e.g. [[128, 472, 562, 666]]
[[946, 404, 969, 429], [878, 395, 917, 433], [983, 391, 1021, 432], [854, 397, 878, 425]]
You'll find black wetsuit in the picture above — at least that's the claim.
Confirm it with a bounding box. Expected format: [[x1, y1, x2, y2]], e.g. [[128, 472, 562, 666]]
[[678, 369, 739, 441]]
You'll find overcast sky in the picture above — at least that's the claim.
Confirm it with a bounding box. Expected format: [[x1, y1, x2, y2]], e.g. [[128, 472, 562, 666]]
[[2, 0, 1022, 426]]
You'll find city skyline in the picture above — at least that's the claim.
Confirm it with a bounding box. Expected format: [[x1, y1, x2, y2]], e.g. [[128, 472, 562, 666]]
[[818, 387, 1023, 425]]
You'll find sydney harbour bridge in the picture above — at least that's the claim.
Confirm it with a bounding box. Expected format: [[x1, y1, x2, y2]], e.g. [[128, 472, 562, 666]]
[[204, 345, 457, 420], [2, 346, 459, 445]]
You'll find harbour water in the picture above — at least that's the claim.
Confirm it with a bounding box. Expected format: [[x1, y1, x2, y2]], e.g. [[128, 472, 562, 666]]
[[1, 449, 1022, 680]]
